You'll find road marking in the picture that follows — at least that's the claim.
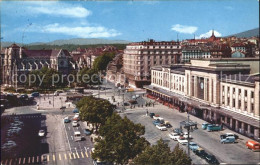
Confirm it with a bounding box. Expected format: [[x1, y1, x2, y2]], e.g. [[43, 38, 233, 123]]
[[37, 156, 39, 163], [59, 154, 61, 160], [23, 158, 26, 164], [84, 146, 87, 151], [53, 154, 55, 161], [85, 152, 88, 157], [63, 120, 72, 152], [76, 152, 80, 158], [47, 155, 49, 162], [32, 156, 34, 163], [81, 152, 84, 158], [64, 154, 67, 160], [18, 158, 21, 164], [73, 153, 76, 159], [68, 126, 70, 130], [9, 159, 12, 165], [69, 153, 72, 159], [71, 136, 73, 140]]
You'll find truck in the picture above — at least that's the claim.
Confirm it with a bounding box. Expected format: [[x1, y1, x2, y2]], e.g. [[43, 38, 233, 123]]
[[207, 124, 222, 132], [246, 140, 260, 151]]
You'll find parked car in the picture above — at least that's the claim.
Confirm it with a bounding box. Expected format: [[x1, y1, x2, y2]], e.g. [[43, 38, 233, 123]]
[[31, 92, 40, 97], [205, 153, 219, 164], [149, 113, 155, 118], [152, 120, 161, 126], [177, 136, 188, 145], [189, 142, 199, 151], [64, 116, 70, 123], [169, 133, 181, 140], [73, 108, 79, 113], [207, 124, 222, 132], [156, 124, 167, 131], [83, 129, 92, 135], [72, 121, 78, 127], [194, 148, 207, 158], [183, 132, 192, 139], [246, 140, 260, 151], [153, 115, 163, 120], [220, 136, 236, 144], [220, 133, 239, 140], [1, 141, 17, 150], [74, 113, 79, 118], [202, 123, 209, 130], [164, 121, 172, 128], [60, 106, 66, 110], [173, 128, 183, 134], [38, 130, 45, 137]]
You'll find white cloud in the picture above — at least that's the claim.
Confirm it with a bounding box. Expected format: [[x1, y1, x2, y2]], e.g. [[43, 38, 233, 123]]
[[29, 23, 121, 38], [196, 30, 222, 39], [171, 24, 198, 34], [26, 1, 91, 18], [142, 1, 160, 5]]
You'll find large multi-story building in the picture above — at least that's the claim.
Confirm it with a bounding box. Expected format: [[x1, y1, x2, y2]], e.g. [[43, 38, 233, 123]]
[[1, 44, 73, 87], [123, 39, 181, 88], [145, 58, 260, 140]]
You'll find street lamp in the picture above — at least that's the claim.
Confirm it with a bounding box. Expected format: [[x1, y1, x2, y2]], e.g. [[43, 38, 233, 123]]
[[179, 97, 198, 158]]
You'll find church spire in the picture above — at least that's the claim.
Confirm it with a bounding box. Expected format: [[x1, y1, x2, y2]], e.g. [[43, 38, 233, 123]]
[[212, 29, 215, 37]]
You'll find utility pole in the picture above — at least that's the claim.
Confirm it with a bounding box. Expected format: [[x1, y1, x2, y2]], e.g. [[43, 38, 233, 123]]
[[187, 112, 190, 157]]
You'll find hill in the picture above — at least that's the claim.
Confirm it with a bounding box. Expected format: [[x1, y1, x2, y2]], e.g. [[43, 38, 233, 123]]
[[1, 38, 130, 48], [227, 28, 259, 38]]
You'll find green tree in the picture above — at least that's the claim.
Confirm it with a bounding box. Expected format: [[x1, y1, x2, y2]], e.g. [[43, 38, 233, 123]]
[[76, 67, 101, 87], [93, 52, 116, 71], [77, 96, 115, 131], [92, 113, 149, 165], [133, 140, 191, 165]]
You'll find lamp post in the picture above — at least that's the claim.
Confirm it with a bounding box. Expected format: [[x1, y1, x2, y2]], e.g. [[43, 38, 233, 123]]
[[179, 97, 197, 158], [52, 85, 54, 107]]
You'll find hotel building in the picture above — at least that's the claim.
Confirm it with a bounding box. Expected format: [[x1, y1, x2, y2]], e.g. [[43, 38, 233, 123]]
[[123, 39, 181, 88]]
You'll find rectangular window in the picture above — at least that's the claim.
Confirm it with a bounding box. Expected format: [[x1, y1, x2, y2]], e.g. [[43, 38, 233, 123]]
[[245, 90, 247, 97], [252, 91, 254, 98]]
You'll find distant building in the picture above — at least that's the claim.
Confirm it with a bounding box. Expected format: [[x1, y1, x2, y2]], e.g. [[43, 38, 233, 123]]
[[123, 39, 181, 88], [2, 44, 73, 87], [181, 45, 211, 63]]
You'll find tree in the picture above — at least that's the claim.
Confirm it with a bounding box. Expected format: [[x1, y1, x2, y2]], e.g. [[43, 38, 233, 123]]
[[93, 52, 116, 71], [26, 66, 67, 89], [76, 67, 101, 87], [92, 113, 149, 165], [133, 140, 191, 165], [77, 96, 115, 131]]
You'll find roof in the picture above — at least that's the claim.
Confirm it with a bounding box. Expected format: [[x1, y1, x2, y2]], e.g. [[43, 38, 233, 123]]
[[22, 49, 71, 58], [220, 74, 258, 85]]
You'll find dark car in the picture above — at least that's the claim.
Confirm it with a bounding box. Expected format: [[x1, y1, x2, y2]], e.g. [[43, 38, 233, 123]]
[[83, 129, 92, 135], [165, 124, 172, 128], [73, 108, 79, 113], [173, 128, 183, 134], [19, 94, 28, 99], [194, 148, 207, 158], [205, 154, 219, 164], [149, 113, 155, 118], [31, 92, 40, 97]]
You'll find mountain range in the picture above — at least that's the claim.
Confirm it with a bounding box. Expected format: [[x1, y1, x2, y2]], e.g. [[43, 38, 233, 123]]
[[1, 28, 259, 48], [1, 38, 131, 48], [226, 28, 259, 38]]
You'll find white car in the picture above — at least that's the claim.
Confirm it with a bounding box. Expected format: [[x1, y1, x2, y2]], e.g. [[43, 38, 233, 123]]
[[153, 116, 163, 120], [2, 141, 16, 150], [183, 132, 192, 139], [177, 137, 188, 145], [74, 113, 79, 118], [38, 130, 45, 137], [169, 133, 181, 140], [156, 124, 167, 131], [72, 121, 78, 127]]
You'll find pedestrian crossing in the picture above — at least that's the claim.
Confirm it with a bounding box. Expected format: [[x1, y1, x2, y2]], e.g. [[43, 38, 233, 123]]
[[2, 115, 45, 120], [0, 151, 92, 165]]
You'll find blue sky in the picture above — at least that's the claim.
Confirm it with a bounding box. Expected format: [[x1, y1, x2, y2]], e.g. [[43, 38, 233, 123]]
[[1, 0, 259, 43]]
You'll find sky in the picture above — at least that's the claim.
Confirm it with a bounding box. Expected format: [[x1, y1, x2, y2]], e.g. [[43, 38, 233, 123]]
[[1, 0, 259, 43]]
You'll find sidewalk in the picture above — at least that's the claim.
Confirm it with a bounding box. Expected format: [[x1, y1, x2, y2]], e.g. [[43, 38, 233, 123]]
[[35, 94, 75, 110]]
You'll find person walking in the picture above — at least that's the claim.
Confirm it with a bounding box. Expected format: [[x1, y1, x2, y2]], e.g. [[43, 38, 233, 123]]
[[146, 109, 149, 116]]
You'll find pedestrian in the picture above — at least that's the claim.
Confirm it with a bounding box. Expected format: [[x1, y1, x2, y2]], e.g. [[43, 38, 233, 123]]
[[146, 110, 148, 116], [49, 100, 51, 104]]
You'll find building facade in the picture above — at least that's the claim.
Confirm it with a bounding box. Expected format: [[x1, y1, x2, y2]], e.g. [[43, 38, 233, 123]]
[[145, 58, 260, 140], [2, 44, 73, 87], [123, 39, 181, 88]]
